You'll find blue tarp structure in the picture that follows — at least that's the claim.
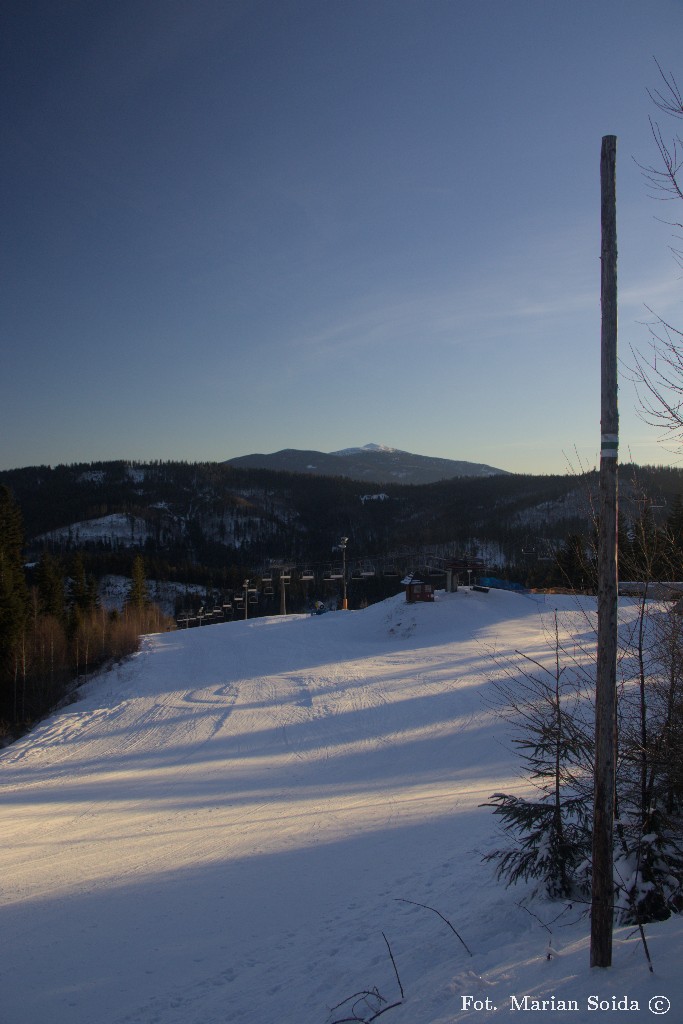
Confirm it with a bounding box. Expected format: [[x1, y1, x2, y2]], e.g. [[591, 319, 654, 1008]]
[[478, 577, 527, 593]]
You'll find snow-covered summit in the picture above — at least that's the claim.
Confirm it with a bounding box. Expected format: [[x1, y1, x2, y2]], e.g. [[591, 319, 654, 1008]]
[[331, 442, 400, 456], [227, 444, 508, 483]]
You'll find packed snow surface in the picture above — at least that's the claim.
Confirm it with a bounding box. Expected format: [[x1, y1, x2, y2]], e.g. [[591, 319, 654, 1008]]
[[1, 590, 681, 1024]]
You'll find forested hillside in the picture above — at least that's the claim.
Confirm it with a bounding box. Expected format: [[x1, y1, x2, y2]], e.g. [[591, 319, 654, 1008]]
[[3, 459, 683, 588], [3, 458, 683, 738]]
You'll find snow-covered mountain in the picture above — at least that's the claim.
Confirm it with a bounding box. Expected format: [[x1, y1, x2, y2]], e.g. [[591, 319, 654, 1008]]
[[1, 590, 680, 1024], [227, 442, 508, 484], [331, 442, 399, 456]]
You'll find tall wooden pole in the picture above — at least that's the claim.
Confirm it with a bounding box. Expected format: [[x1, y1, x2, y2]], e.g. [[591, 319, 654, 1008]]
[[591, 135, 618, 969]]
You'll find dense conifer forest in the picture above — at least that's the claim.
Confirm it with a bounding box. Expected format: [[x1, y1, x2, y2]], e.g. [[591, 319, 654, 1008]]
[[3, 457, 683, 578]]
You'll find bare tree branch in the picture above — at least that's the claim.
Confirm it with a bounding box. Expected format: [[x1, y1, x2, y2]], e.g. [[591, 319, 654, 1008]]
[[395, 898, 473, 956], [647, 59, 683, 119], [630, 312, 683, 453]]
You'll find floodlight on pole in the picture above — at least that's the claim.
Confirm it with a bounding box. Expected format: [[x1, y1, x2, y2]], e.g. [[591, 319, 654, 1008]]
[[340, 536, 349, 610]]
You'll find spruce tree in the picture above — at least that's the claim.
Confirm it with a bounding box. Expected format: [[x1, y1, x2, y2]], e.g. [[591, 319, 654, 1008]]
[[69, 553, 98, 613], [483, 613, 593, 898], [615, 599, 683, 923], [127, 555, 149, 612], [36, 551, 65, 622]]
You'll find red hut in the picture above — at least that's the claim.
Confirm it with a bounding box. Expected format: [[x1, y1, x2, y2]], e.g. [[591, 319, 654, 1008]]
[[403, 573, 435, 604]]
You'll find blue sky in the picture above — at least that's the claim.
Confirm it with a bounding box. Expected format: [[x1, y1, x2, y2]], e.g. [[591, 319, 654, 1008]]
[[2, 0, 683, 474]]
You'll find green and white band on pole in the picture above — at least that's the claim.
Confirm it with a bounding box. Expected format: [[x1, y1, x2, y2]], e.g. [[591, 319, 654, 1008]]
[[600, 433, 618, 459]]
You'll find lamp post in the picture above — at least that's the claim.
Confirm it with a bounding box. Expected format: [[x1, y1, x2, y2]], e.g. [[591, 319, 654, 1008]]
[[243, 579, 249, 620], [280, 571, 287, 616], [340, 536, 349, 610]]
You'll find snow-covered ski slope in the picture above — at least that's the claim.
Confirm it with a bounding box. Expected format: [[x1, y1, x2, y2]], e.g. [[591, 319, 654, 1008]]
[[1, 590, 681, 1024]]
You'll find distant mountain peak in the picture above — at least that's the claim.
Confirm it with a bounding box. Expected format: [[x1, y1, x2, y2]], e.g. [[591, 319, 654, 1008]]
[[226, 444, 509, 484], [331, 443, 399, 457]]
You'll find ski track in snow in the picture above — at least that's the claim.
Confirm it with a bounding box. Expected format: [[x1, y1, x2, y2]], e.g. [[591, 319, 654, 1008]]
[[1, 590, 681, 1024]]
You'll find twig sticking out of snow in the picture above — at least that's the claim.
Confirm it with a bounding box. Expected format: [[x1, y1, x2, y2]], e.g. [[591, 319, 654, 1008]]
[[327, 936, 405, 1023], [326, 899, 471, 1021], [515, 901, 577, 960], [382, 931, 404, 1000], [328, 986, 403, 1023], [516, 901, 553, 935], [395, 898, 473, 957], [613, 862, 655, 974]]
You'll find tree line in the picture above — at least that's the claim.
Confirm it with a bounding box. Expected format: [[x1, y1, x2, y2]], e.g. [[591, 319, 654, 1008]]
[[0, 486, 170, 740], [5, 458, 683, 598]]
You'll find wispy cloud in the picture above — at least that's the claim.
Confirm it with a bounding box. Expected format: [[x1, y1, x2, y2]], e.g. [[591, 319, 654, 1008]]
[[509, 291, 598, 319], [287, 271, 600, 362], [619, 271, 683, 316]]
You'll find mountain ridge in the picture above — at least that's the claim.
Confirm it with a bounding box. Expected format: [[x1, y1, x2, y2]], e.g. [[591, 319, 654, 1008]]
[[226, 443, 508, 485]]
